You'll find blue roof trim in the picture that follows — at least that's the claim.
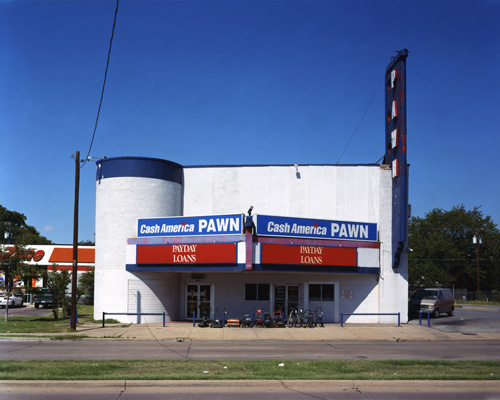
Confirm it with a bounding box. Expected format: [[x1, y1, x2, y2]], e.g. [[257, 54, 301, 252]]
[[126, 263, 246, 272], [96, 157, 183, 184], [95, 157, 380, 183], [125, 263, 379, 274]]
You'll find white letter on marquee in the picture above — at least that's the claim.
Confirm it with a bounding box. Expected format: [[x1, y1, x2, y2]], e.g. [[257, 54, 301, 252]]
[[391, 101, 398, 119], [391, 128, 398, 148], [392, 159, 399, 178], [391, 69, 397, 88], [199, 219, 207, 232]]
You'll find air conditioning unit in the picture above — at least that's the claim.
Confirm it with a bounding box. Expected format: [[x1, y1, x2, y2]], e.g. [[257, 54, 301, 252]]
[[191, 273, 205, 281]]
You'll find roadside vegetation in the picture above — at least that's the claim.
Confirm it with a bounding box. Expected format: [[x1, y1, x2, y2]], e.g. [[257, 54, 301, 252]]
[[0, 360, 498, 381], [456, 300, 500, 307], [0, 305, 122, 336], [409, 206, 500, 294]]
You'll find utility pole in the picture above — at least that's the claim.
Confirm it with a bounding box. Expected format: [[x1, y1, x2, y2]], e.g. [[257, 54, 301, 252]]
[[70, 151, 80, 330], [3, 222, 12, 323], [473, 229, 481, 299]]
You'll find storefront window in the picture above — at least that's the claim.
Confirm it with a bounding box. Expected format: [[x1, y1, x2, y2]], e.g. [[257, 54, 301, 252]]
[[309, 284, 334, 302], [322, 284, 334, 301], [309, 284, 321, 301], [245, 284, 270, 301]]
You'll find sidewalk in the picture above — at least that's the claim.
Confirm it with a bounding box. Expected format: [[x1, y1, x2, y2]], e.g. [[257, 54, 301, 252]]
[[73, 321, 500, 341]]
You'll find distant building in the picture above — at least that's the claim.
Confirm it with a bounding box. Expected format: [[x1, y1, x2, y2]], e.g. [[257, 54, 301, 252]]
[[0, 244, 94, 289]]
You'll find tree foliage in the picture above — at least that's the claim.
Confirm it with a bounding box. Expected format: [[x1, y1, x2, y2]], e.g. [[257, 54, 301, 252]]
[[409, 205, 500, 292], [77, 268, 94, 305], [0, 245, 41, 295], [44, 267, 71, 320], [0, 205, 52, 245]]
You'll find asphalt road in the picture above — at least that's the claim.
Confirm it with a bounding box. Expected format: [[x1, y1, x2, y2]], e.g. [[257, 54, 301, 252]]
[[0, 304, 52, 317], [1, 380, 499, 400], [1, 305, 500, 400], [2, 338, 500, 361], [408, 305, 500, 333], [2, 304, 500, 362]]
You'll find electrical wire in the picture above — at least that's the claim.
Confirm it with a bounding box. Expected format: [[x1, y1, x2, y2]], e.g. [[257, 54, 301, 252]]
[[336, 75, 384, 164], [81, 0, 120, 168]]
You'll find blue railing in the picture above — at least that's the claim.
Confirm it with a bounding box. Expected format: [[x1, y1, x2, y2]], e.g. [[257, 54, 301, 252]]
[[340, 312, 401, 327], [102, 312, 166, 327], [418, 311, 431, 327]]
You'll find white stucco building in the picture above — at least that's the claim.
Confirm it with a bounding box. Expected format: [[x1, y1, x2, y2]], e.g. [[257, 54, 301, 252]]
[[93, 159, 408, 325], [93, 50, 410, 325]]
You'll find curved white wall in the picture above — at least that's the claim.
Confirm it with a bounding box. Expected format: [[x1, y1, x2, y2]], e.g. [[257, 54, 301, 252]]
[[94, 157, 183, 322]]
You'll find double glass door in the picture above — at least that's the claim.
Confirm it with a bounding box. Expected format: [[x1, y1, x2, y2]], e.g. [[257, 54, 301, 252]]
[[186, 284, 211, 319], [274, 285, 299, 319]]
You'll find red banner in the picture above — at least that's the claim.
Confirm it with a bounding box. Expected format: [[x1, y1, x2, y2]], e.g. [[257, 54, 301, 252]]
[[261, 244, 357, 267], [137, 243, 236, 264]]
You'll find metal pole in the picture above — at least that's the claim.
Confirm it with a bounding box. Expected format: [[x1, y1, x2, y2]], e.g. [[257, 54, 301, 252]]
[[476, 229, 480, 297], [71, 151, 80, 330]]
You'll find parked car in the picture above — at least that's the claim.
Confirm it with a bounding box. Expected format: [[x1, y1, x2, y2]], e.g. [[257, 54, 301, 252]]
[[408, 288, 455, 318], [34, 288, 55, 309], [0, 292, 24, 308]]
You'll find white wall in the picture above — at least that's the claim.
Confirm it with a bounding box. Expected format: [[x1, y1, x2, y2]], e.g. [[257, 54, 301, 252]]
[[183, 165, 381, 223], [378, 165, 409, 323], [94, 162, 407, 324], [94, 176, 182, 322]]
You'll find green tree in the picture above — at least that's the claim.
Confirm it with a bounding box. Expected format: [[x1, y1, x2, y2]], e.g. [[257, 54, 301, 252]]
[[0, 205, 52, 245], [1, 205, 53, 314], [409, 205, 500, 292], [44, 267, 71, 320], [77, 268, 94, 305]]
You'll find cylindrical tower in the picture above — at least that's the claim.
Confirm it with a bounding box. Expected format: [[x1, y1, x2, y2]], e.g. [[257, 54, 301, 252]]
[[94, 157, 183, 322]]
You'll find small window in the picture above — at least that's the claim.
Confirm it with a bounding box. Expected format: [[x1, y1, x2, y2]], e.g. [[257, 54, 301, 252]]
[[245, 284, 270, 301], [322, 285, 334, 301], [309, 284, 334, 302], [309, 284, 321, 301]]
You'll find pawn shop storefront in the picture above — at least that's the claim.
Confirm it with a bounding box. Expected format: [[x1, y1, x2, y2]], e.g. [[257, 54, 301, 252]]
[[125, 213, 380, 323]]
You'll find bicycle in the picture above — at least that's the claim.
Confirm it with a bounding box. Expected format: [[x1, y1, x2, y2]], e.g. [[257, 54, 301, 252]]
[[287, 307, 299, 327]]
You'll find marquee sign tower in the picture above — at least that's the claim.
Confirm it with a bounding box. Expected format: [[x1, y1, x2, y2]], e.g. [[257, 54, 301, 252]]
[[384, 49, 409, 268]]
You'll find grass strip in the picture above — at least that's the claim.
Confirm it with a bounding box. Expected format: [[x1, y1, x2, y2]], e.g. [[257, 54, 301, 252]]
[[0, 360, 498, 381], [0, 306, 125, 334]]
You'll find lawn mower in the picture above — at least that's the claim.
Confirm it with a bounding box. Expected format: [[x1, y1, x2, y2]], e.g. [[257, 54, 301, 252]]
[[272, 311, 286, 328], [241, 313, 252, 328], [210, 308, 225, 328], [263, 312, 273, 328]]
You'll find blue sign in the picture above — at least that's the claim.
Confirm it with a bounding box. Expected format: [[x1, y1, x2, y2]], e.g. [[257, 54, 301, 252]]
[[138, 214, 243, 237], [256, 215, 377, 242]]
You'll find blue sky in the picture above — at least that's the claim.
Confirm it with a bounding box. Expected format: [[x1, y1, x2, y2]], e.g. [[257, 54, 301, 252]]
[[1, 0, 499, 244]]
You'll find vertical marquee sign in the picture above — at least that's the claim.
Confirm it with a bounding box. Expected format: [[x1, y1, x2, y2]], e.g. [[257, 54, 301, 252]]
[[385, 49, 409, 268]]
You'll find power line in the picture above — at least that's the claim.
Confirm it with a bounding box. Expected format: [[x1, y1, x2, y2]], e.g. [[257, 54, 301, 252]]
[[336, 75, 384, 164], [82, 0, 120, 168]]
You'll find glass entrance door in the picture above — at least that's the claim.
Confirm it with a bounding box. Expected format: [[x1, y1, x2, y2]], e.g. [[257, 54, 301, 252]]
[[274, 285, 299, 319], [186, 284, 211, 319]]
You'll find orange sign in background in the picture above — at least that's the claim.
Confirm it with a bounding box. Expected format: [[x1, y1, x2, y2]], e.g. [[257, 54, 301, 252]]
[[261, 244, 357, 267], [137, 243, 237, 264]]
